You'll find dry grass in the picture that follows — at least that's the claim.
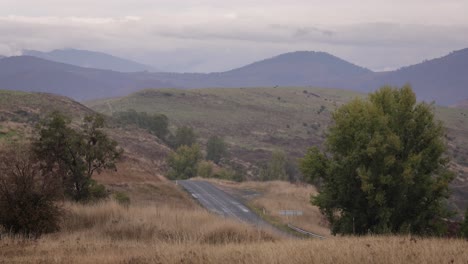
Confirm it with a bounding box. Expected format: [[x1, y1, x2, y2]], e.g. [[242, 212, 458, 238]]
[[1, 201, 467, 264], [206, 179, 330, 236]]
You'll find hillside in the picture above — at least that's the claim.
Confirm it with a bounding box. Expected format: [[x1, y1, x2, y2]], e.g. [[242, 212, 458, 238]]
[[87, 87, 468, 213], [0, 90, 170, 189], [24, 49, 156, 72], [454, 99, 468, 109], [363, 48, 468, 105], [0, 56, 175, 101], [151, 51, 372, 90], [1, 49, 468, 104]]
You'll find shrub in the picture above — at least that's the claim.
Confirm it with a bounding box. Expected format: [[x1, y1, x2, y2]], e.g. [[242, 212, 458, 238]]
[[167, 144, 202, 179], [206, 136, 227, 164], [170, 126, 197, 149], [0, 145, 62, 237], [113, 192, 131, 206], [197, 161, 214, 178], [89, 179, 108, 201]]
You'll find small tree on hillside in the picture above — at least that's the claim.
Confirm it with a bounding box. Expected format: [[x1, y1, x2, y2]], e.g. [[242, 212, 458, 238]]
[[0, 145, 62, 237], [206, 136, 227, 164], [171, 126, 197, 149], [33, 112, 122, 202], [260, 151, 288, 181], [301, 85, 454, 235], [113, 110, 169, 140], [167, 144, 202, 179]]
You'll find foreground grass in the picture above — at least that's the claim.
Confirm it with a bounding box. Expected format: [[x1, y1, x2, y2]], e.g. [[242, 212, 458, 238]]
[[1, 200, 467, 264], [205, 179, 330, 236]]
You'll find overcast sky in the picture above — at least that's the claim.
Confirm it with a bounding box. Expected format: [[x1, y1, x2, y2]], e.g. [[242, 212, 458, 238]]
[[1, 0, 468, 72]]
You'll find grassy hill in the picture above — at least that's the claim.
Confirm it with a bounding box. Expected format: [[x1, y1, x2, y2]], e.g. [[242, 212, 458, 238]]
[[0, 90, 186, 205], [86, 87, 468, 213]]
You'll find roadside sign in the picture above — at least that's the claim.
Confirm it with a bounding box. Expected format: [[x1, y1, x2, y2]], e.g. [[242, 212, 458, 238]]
[[279, 210, 303, 216]]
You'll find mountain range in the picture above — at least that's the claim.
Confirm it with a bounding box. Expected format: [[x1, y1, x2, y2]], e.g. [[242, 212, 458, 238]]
[[1, 48, 467, 105], [23, 49, 155, 72]]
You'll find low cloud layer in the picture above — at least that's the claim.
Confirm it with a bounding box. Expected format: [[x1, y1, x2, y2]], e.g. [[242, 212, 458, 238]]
[[1, 0, 468, 72]]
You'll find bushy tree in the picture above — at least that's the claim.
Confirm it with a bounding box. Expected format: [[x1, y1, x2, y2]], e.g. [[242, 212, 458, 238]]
[[0, 145, 62, 237], [206, 136, 227, 164], [167, 144, 202, 179], [171, 126, 197, 149], [301, 85, 454, 235], [113, 110, 169, 140], [197, 160, 214, 178], [33, 112, 122, 202], [260, 151, 288, 181]]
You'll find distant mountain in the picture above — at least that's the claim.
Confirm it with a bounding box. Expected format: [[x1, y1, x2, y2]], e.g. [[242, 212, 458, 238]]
[[453, 99, 468, 109], [362, 48, 468, 105], [0, 56, 174, 101], [23, 49, 156, 72], [1, 49, 468, 105], [151, 51, 372, 89]]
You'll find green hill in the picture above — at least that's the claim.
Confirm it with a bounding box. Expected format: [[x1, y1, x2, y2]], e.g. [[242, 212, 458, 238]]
[[86, 87, 468, 213]]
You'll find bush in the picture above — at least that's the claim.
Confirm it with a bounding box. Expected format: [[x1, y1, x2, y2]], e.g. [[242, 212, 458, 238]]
[[167, 144, 202, 179], [89, 179, 108, 201], [0, 145, 62, 237], [113, 110, 169, 140], [206, 136, 227, 164], [170, 126, 197, 149], [113, 192, 131, 206], [197, 161, 214, 178], [214, 168, 243, 182]]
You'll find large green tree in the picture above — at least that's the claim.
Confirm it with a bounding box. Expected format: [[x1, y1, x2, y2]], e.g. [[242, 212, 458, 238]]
[[33, 112, 122, 202], [301, 85, 454, 235]]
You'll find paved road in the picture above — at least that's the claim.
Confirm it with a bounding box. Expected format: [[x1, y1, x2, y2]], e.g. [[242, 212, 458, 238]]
[[178, 180, 271, 228]]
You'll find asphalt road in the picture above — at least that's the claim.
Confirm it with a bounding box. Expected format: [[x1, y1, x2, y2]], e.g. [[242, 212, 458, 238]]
[[178, 180, 271, 228]]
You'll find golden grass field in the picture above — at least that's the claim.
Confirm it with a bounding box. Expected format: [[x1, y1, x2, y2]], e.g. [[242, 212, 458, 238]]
[[205, 179, 330, 236], [1, 199, 467, 264]]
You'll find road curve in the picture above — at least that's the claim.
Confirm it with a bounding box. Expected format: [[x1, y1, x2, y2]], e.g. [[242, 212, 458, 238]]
[[178, 180, 272, 228]]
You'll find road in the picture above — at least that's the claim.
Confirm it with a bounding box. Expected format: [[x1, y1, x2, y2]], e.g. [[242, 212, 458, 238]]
[[178, 180, 272, 228]]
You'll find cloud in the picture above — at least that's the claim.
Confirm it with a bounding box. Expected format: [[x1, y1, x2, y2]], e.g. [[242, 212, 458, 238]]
[[0, 0, 467, 72]]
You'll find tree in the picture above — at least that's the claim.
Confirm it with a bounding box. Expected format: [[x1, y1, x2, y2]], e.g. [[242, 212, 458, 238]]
[[300, 147, 329, 185], [33, 112, 122, 202], [167, 144, 202, 179], [197, 160, 214, 178], [260, 150, 288, 181], [206, 136, 227, 164], [301, 85, 454, 235], [0, 145, 62, 237], [113, 110, 169, 140], [171, 126, 197, 149]]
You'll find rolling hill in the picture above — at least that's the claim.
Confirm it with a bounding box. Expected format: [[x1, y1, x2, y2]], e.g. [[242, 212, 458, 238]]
[[150, 51, 372, 89], [454, 99, 468, 109], [0, 90, 173, 185], [361, 48, 468, 105], [86, 87, 468, 213], [1, 48, 468, 105], [0, 56, 175, 101], [24, 49, 156, 72]]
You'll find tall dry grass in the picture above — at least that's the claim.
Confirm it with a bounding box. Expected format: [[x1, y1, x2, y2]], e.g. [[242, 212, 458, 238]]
[[60, 200, 278, 244], [206, 179, 330, 236], [1, 200, 468, 263]]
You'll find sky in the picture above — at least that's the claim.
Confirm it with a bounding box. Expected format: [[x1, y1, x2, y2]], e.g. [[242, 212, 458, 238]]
[[1, 0, 468, 72]]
